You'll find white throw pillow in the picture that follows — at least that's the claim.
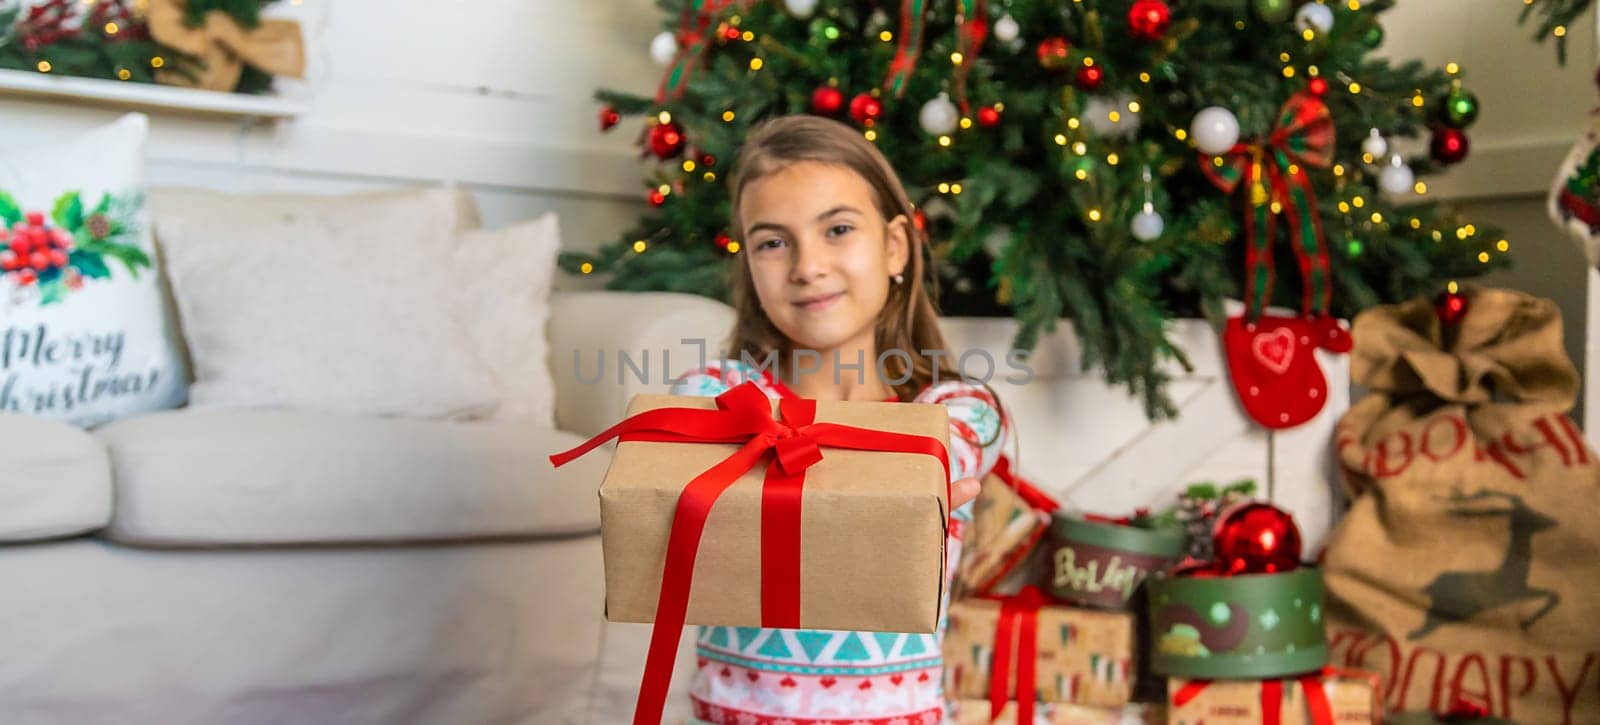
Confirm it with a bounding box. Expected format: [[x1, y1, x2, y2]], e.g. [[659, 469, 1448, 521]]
[[155, 187, 500, 420], [454, 213, 559, 425], [0, 113, 187, 427]]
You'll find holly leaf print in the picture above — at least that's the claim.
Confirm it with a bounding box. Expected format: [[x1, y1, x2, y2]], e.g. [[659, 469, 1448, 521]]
[[91, 192, 112, 218], [38, 278, 66, 306], [69, 250, 111, 280], [52, 191, 84, 232], [0, 192, 20, 227]]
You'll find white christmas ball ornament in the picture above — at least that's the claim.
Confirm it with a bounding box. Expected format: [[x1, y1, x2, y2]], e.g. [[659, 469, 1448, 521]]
[[1361, 129, 1388, 160], [650, 31, 678, 66], [1084, 94, 1141, 137], [1190, 106, 1241, 156], [785, 0, 819, 18], [1379, 156, 1415, 196], [1295, 3, 1334, 35], [919, 93, 960, 136], [1131, 205, 1165, 241], [994, 14, 1020, 43]]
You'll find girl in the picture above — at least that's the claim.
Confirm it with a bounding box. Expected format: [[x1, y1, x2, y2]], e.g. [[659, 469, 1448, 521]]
[[672, 115, 1010, 725]]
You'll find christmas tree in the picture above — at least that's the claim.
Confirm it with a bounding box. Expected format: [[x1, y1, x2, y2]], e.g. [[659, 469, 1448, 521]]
[[572, 0, 1505, 418]]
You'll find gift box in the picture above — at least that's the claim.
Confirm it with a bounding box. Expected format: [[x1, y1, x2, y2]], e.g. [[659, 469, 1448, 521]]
[[944, 588, 1137, 710], [1044, 514, 1184, 610], [569, 384, 952, 632], [952, 700, 1166, 725], [1167, 668, 1381, 725], [957, 455, 1058, 596], [1148, 566, 1327, 679]]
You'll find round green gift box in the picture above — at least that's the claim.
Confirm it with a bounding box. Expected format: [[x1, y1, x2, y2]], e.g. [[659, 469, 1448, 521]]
[[1043, 515, 1185, 610], [1147, 566, 1328, 679]]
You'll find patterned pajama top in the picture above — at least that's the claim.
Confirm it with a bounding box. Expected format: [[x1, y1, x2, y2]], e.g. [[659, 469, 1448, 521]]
[[672, 359, 1010, 725]]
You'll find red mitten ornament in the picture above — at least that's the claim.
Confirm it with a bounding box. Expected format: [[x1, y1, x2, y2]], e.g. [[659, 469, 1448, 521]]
[[1224, 314, 1350, 429]]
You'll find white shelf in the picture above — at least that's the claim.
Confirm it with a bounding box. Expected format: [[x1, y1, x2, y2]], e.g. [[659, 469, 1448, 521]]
[[0, 68, 306, 118]]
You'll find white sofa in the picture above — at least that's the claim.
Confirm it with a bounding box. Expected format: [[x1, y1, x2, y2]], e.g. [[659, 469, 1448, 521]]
[[0, 290, 734, 725]]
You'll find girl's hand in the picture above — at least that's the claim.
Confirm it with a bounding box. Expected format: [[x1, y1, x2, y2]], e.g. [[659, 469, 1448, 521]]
[[951, 476, 982, 510]]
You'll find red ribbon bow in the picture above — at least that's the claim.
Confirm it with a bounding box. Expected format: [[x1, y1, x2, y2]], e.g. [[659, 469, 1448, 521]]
[[1172, 668, 1339, 725], [984, 585, 1049, 725], [549, 381, 950, 725]]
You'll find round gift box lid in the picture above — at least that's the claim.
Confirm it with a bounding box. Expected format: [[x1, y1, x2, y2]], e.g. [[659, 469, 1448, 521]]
[[1050, 514, 1186, 558]]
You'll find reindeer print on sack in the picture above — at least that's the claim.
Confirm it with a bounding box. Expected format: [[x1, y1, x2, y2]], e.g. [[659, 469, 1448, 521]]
[[1409, 491, 1560, 640]]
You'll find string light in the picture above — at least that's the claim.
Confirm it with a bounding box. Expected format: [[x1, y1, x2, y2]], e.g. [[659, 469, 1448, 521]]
[[1301, 29, 1315, 41], [1447, 280, 1460, 294], [722, 110, 736, 122], [1497, 239, 1509, 252], [1107, 153, 1120, 165], [1175, 128, 1188, 141], [1414, 181, 1428, 194], [151, 56, 165, 68], [1280, 52, 1292, 62], [749, 58, 763, 71], [580, 262, 594, 274], [1108, 110, 1122, 123], [959, 117, 973, 129], [1332, 163, 1345, 176], [1411, 92, 1425, 108], [104, 21, 118, 34], [1361, 152, 1374, 164], [1347, 0, 1360, 9], [1139, 72, 1151, 83], [1554, 25, 1567, 37], [951, 183, 963, 194], [703, 171, 717, 182], [1478, 251, 1491, 263], [864, 129, 877, 141], [1067, 117, 1081, 129], [657, 184, 671, 195], [1370, 212, 1384, 224], [1432, 230, 1443, 241], [1465, 224, 1477, 235], [1282, 66, 1296, 78], [633, 240, 648, 253], [1083, 57, 1095, 67], [727, 241, 741, 253], [938, 135, 952, 147], [1338, 201, 1351, 213], [938, 182, 951, 193], [880, 30, 893, 42], [1087, 208, 1103, 221], [1410, 218, 1422, 229], [36, 61, 50, 72], [950, 52, 964, 65], [658, 111, 672, 124], [116, 68, 130, 80], [1128, 101, 1142, 113], [1072, 141, 1087, 155], [1074, 168, 1089, 180], [1270, 201, 1283, 214], [1347, 81, 1361, 94], [1352, 196, 1366, 208], [1446, 62, 1460, 75], [1054, 134, 1068, 146], [741, 30, 754, 42]]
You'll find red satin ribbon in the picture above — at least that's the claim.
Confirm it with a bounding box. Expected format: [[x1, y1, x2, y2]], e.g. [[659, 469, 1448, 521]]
[[548, 381, 950, 725], [1172, 670, 1334, 725], [985, 585, 1047, 725], [990, 455, 1060, 513]]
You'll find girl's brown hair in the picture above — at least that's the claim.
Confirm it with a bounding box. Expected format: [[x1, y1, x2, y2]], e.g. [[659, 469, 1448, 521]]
[[726, 114, 956, 401]]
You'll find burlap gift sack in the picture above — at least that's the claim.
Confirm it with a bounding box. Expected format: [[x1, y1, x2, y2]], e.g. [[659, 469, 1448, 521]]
[[1322, 288, 1600, 723]]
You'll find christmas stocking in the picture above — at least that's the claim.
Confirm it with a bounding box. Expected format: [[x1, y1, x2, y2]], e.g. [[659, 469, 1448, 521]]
[[1202, 92, 1351, 430], [1223, 314, 1350, 429]]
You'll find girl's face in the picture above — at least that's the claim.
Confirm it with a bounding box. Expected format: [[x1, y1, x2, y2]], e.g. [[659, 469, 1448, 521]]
[[740, 161, 910, 355]]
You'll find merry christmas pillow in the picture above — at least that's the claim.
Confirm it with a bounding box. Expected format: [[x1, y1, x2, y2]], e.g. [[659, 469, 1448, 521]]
[[0, 113, 187, 427]]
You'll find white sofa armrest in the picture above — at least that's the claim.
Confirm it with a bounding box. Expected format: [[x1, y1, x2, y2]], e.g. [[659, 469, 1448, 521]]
[[549, 291, 735, 437]]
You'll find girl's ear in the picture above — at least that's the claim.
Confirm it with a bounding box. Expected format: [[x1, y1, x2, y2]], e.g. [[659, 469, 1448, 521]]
[[885, 214, 911, 277]]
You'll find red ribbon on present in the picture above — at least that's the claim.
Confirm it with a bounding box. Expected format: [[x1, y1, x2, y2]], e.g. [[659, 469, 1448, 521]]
[[1171, 668, 1340, 725], [990, 454, 1059, 513], [549, 381, 950, 725], [984, 585, 1049, 725], [882, 0, 926, 97], [952, 0, 988, 113]]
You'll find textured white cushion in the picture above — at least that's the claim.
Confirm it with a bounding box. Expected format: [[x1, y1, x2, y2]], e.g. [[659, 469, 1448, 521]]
[[455, 214, 559, 425], [95, 408, 606, 545], [0, 113, 188, 427], [155, 187, 500, 420], [0, 413, 111, 541]]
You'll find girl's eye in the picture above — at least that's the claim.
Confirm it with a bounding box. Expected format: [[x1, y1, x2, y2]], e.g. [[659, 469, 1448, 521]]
[[826, 224, 854, 237], [756, 237, 786, 251]]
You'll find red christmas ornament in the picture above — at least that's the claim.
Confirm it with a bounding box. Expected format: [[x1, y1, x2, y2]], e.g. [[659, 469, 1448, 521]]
[[647, 189, 668, 207], [848, 93, 883, 125], [1430, 125, 1470, 165], [1436, 289, 1469, 324], [714, 233, 732, 249], [912, 209, 927, 234], [1076, 65, 1105, 91], [598, 105, 620, 132], [722, 25, 741, 42], [1128, 0, 1172, 41], [1036, 37, 1071, 70], [648, 121, 686, 159], [1307, 77, 1329, 97], [811, 85, 844, 115], [1214, 502, 1302, 575], [700, 153, 716, 167], [977, 105, 1002, 128]]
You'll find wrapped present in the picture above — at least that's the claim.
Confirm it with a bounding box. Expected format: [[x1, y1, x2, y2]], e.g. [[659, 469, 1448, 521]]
[[951, 699, 1166, 725], [944, 586, 1137, 720], [549, 382, 951, 724], [957, 454, 1058, 596], [1166, 667, 1382, 725]]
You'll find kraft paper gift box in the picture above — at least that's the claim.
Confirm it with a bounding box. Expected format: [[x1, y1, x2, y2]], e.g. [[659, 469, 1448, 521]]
[[956, 455, 1057, 597], [943, 593, 1137, 709], [593, 388, 952, 633], [952, 700, 1166, 725], [1166, 668, 1382, 725]]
